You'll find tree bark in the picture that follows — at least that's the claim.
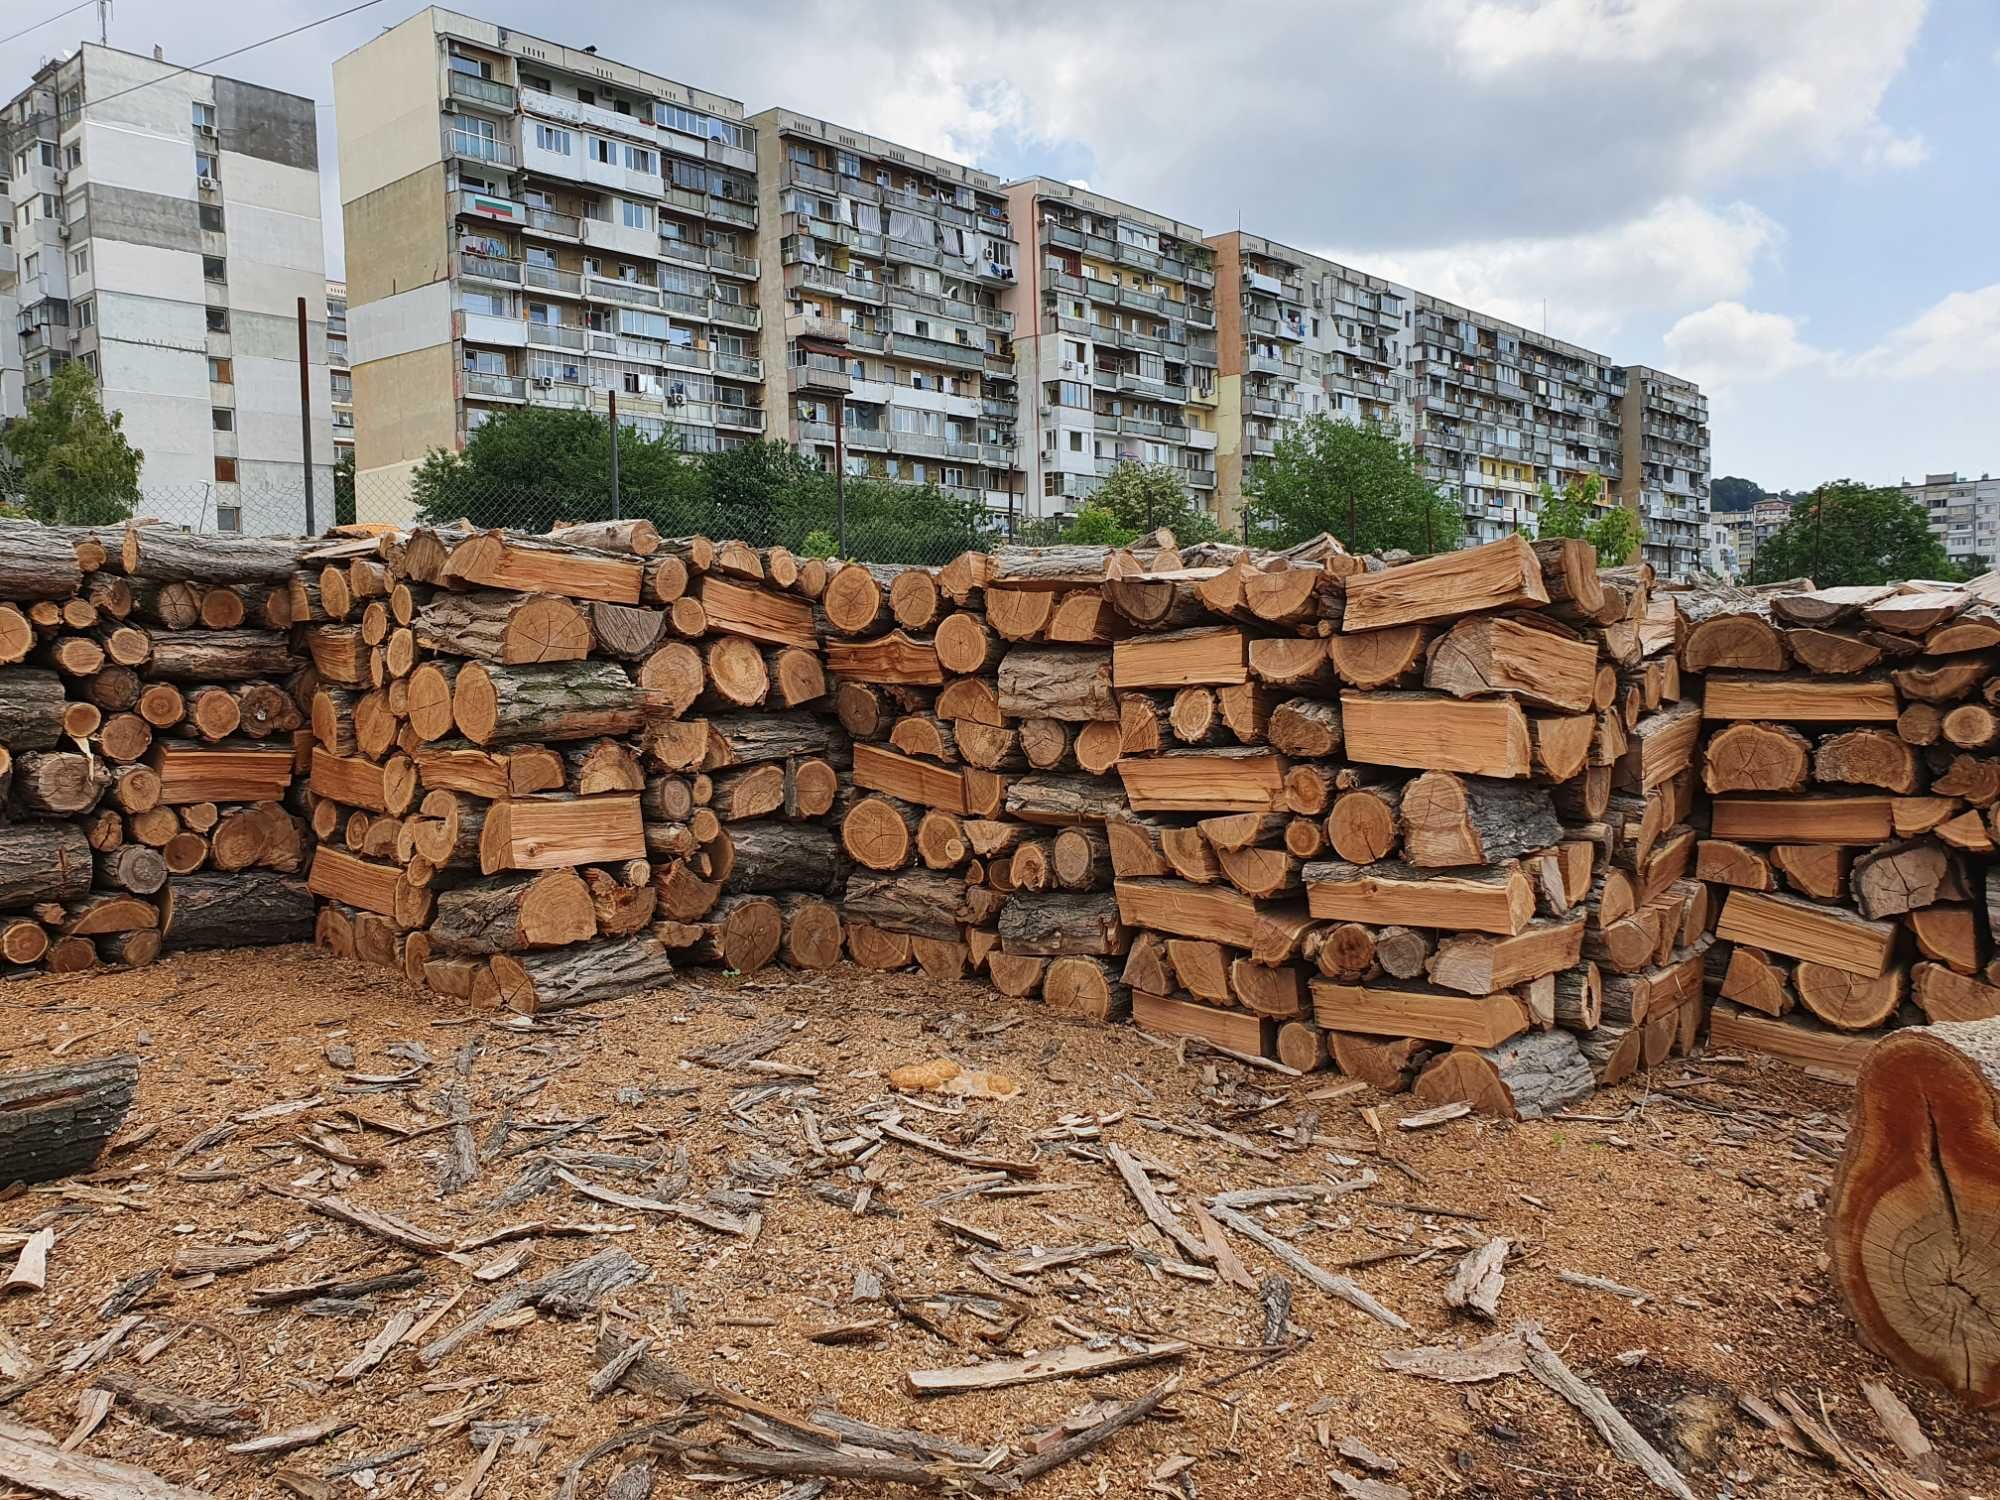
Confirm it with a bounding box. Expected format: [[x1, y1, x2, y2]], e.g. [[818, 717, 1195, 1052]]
[[0, 1054, 137, 1185], [453, 660, 649, 745], [1398, 772, 1560, 869], [1414, 1030, 1595, 1120], [145, 630, 302, 682], [162, 872, 313, 948], [0, 668, 68, 750], [489, 935, 676, 1013], [723, 821, 845, 893], [415, 590, 591, 663], [427, 869, 597, 954]]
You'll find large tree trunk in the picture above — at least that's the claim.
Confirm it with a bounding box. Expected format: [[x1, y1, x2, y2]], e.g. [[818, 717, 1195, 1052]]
[[1828, 1019, 2000, 1409], [161, 872, 314, 949], [120, 527, 307, 584], [0, 1055, 138, 1184], [0, 518, 86, 600]]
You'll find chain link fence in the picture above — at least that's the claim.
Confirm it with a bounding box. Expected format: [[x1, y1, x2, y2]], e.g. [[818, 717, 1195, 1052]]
[[9, 464, 1099, 560]]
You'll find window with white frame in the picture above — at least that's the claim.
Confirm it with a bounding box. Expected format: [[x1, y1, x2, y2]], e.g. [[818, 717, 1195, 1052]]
[[192, 101, 215, 128], [620, 199, 650, 231], [623, 144, 655, 173], [534, 124, 571, 155]]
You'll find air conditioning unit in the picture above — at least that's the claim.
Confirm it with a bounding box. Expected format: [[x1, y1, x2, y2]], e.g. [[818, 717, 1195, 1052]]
[[533, 376, 553, 389], [56, 224, 68, 240], [199, 175, 219, 191], [1060, 359, 1073, 371], [197, 123, 217, 138], [53, 171, 66, 187]]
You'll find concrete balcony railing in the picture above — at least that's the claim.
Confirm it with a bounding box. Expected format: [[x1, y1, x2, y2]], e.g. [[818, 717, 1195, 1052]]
[[587, 277, 661, 309], [446, 128, 514, 167], [459, 250, 520, 284], [1185, 468, 1216, 489], [524, 207, 579, 238], [715, 351, 762, 380], [709, 300, 760, 330], [464, 370, 526, 401], [523, 264, 582, 296], [527, 322, 587, 350], [716, 405, 765, 431], [527, 379, 588, 409], [889, 331, 984, 369], [792, 353, 851, 394], [448, 73, 515, 111]]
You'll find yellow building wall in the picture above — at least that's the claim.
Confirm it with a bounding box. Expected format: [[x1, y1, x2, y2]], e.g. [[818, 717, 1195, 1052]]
[[353, 342, 458, 492], [333, 13, 446, 205], [342, 165, 452, 307]]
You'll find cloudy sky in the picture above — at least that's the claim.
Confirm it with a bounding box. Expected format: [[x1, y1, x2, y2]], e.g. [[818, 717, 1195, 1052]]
[[14, 0, 1997, 491]]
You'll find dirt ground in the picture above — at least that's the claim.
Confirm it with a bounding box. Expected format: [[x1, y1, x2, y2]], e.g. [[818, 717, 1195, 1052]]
[[1, 945, 1993, 1500]]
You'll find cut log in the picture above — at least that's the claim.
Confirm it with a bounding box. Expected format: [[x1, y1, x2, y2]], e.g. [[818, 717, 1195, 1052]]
[[1703, 721, 1810, 794], [999, 893, 1126, 958], [479, 793, 644, 875], [776, 893, 843, 970], [1703, 673, 1900, 723], [1711, 796, 1893, 846], [1827, 1018, 2000, 1407], [1112, 626, 1247, 689], [1042, 956, 1130, 1022], [11, 752, 108, 815], [997, 648, 1116, 722], [1715, 889, 1897, 976], [488, 935, 676, 1013], [1304, 860, 1534, 937], [1340, 692, 1532, 778], [428, 869, 597, 954], [1397, 772, 1559, 869], [843, 870, 999, 941], [453, 660, 649, 744], [0, 1054, 138, 1185], [1310, 980, 1531, 1048], [1413, 1031, 1595, 1120], [1911, 963, 2000, 1024], [143, 629, 300, 683], [1425, 612, 1599, 712], [415, 590, 590, 663], [1331, 1032, 1435, 1093], [1131, 992, 1273, 1054], [1795, 961, 1906, 1031], [1267, 697, 1342, 758], [1339, 536, 1549, 631], [162, 872, 313, 948], [1851, 840, 1955, 919], [1429, 917, 1586, 996], [822, 630, 944, 686], [1117, 748, 1287, 813], [1327, 786, 1401, 865], [440, 530, 644, 605]]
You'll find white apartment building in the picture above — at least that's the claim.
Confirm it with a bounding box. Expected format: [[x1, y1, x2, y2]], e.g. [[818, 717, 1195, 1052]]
[[1902, 471, 2000, 571], [328, 278, 352, 463], [1010, 178, 1217, 512], [1, 45, 332, 532], [331, 8, 764, 521]]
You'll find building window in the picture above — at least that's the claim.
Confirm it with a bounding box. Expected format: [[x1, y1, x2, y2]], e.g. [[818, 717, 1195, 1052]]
[[214, 456, 237, 482], [589, 137, 614, 165], [71, 246, 88, 275], [75, 298, 92, 329], [534, 124, 571, 155], [622, 144, 655, 173], [654, 102, 709, 138], [212, 407, 233, 431], [620, 199, 650, 231], [62, 143, 80, 170], [216, 504, 242, 532], [39, 142, 55, 167], [199, 204, 224, 232], [206, 306, 228, 333], [203, 255, 226, 281], [196, 153, 218, 180], [522, 72, 551, 92], [208, 356, 232, 383], [192, 101, 215, 128]]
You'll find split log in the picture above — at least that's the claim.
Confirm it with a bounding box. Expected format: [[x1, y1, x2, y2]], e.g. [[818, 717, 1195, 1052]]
[[1398, 772, 1559, 869], [428, 869, 597, 954], [1413, 1031, 1595, 1120], [0, 1054, 137, 1184], [1424, 612, 1599, 712], [488, 935, 676, 1013]]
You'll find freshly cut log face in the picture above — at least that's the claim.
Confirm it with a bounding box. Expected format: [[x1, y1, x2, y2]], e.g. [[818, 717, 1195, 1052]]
[[1309, 979, 1532, 1049], [1703, 721, 1809, 794], [822, 631, 945, 686], [1118, 749, 1287, 814], [1709, 795, 1893, 845], [1413, 1031, 1595, 1121], [1827, 1019, 2000, 1408], [696, 576, 816, 649], [428, 869, 596, 954], [1132, 992, 1273, 1053], [1702, 673, 1900, 722], [1340, 692, 1532, 778], [1398, 772, 1559, 869], [442, 531, 643, 605], [415, 591, 590, 663], [1111, 626, 1247, 689], [478, 794, 645, 874], [149, 744, 293, 805]]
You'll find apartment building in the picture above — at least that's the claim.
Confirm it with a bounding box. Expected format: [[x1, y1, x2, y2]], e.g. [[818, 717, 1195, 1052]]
[[1008, 178, 1217, 512], [331, 8, 764, 520], [1613, 366, 1710, 578], [753, 110, 1021, 513], [327, 278, 352, 463], [1, 45, 331, 530], [1408, 299, 1628, 549], [1205, 232, 1410, 519], [1902, 471, 2000, 571]]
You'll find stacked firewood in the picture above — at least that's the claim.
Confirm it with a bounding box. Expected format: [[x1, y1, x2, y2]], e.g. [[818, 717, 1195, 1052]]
[[304, 520, 849, 1012], [1683, 576, 2000, 1076], [0, 519, 317, 974]]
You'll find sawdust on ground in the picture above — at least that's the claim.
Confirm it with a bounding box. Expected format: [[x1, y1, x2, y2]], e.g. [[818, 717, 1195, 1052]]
[[1, 945, 1991, 1500]]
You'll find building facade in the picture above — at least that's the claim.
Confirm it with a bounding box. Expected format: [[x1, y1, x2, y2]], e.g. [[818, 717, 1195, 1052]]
[[1, 44, 331, 531], [327, 278, 352, 464], [1902, 472, 2000, 572], [331, 7, 764, 520], [751, 109, 1020, 515], [1611, 365, 1710, 578], [1007, 179, 1217, 512]]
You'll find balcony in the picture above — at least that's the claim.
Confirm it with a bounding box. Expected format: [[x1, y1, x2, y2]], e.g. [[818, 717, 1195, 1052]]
[[788, 160, 838, 193], [984, 353, 1016, 379], [524, 207, 580, 239], [790, 262, 884, 304], [1245, 352, 1288, 378], [464, 370, 526, 401], [710, 249, 758, 280], [459, 250, 520, 284], [1119, 285, 1166, 316], [526, 321, 587, 351], [1182, 302, 1215, 330], [527, 379, 588, 409], [524, 263, 582, 297], [792, 352, 850, 394], [1243, 433, 1278, 457], [707, 197, 756, 229], [661, 289, 708, 319], [445, 127, 514, 168], [716, 405, 765, 432], [448, 73, 516, 111], [586, 276, 661, 309], [327, 346, 350, 370], [1185, 468, 1216, 490], [1040, 223, 1085, 252], [982, 397, 1017, 422], [889, 332, 985, 370], [709, 300, 760, 330], [884, 237, 943, 269], [715, 351, 762, 380]]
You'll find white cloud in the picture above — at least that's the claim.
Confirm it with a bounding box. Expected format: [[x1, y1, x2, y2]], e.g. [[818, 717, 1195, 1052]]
[[1343, 199, 1783, 345], [1663, 302, 1825, 389], [1664, 284, 2000, 389]]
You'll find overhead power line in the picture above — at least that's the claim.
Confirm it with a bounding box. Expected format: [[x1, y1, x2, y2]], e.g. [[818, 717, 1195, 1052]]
[[0, 0, 96, 50]]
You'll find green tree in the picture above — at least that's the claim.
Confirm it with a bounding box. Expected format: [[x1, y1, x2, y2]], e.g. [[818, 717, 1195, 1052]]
[[1059, 505, 1137, 546], [0, 363, 143, 525], [1749, 480, 1954, 587], [1710, 475, 1763, 513], [774, 472, 997, 564], [408, 406, 702, 531], [332, 448, 357, 527], [1094, 461, 1225, 544], [1243, 414, 1459, 554], [697, 439, 823, 545], [1534, 473, 1642, 566]]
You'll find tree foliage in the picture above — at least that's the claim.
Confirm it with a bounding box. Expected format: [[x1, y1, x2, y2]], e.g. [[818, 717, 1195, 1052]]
[[1534, 473, 1641, 566], [1709, 475, 1763, 513], [1093, 462, 1225, 543], [332, 449, 357, 527], [1748, 480, 1955, 587], [1243, 414, 1459, 554], [0, 363, 143, 525], [406, 408, 995, 563]]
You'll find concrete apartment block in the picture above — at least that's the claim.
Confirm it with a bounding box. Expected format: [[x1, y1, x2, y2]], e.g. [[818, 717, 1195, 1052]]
[[1903, 471, 2000, 571], [1, 45, 331, 532], [331, 7, 762, 523], [1613, 365, 1711, 578]]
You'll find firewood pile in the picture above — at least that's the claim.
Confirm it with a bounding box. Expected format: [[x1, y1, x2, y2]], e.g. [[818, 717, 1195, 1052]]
[[0, 518, 316, 977], [301, 520, 849, 1011], [1684, 576, 2000, 1074]]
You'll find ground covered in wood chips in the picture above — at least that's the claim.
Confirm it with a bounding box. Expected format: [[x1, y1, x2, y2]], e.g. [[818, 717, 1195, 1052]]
[[2, 947, 1994, 1500]]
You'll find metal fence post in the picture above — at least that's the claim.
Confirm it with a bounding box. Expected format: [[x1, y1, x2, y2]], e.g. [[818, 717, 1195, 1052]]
[[296, 297, 315, 535], [833, 397, 847, 558], [608, 390, 621, 521]]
